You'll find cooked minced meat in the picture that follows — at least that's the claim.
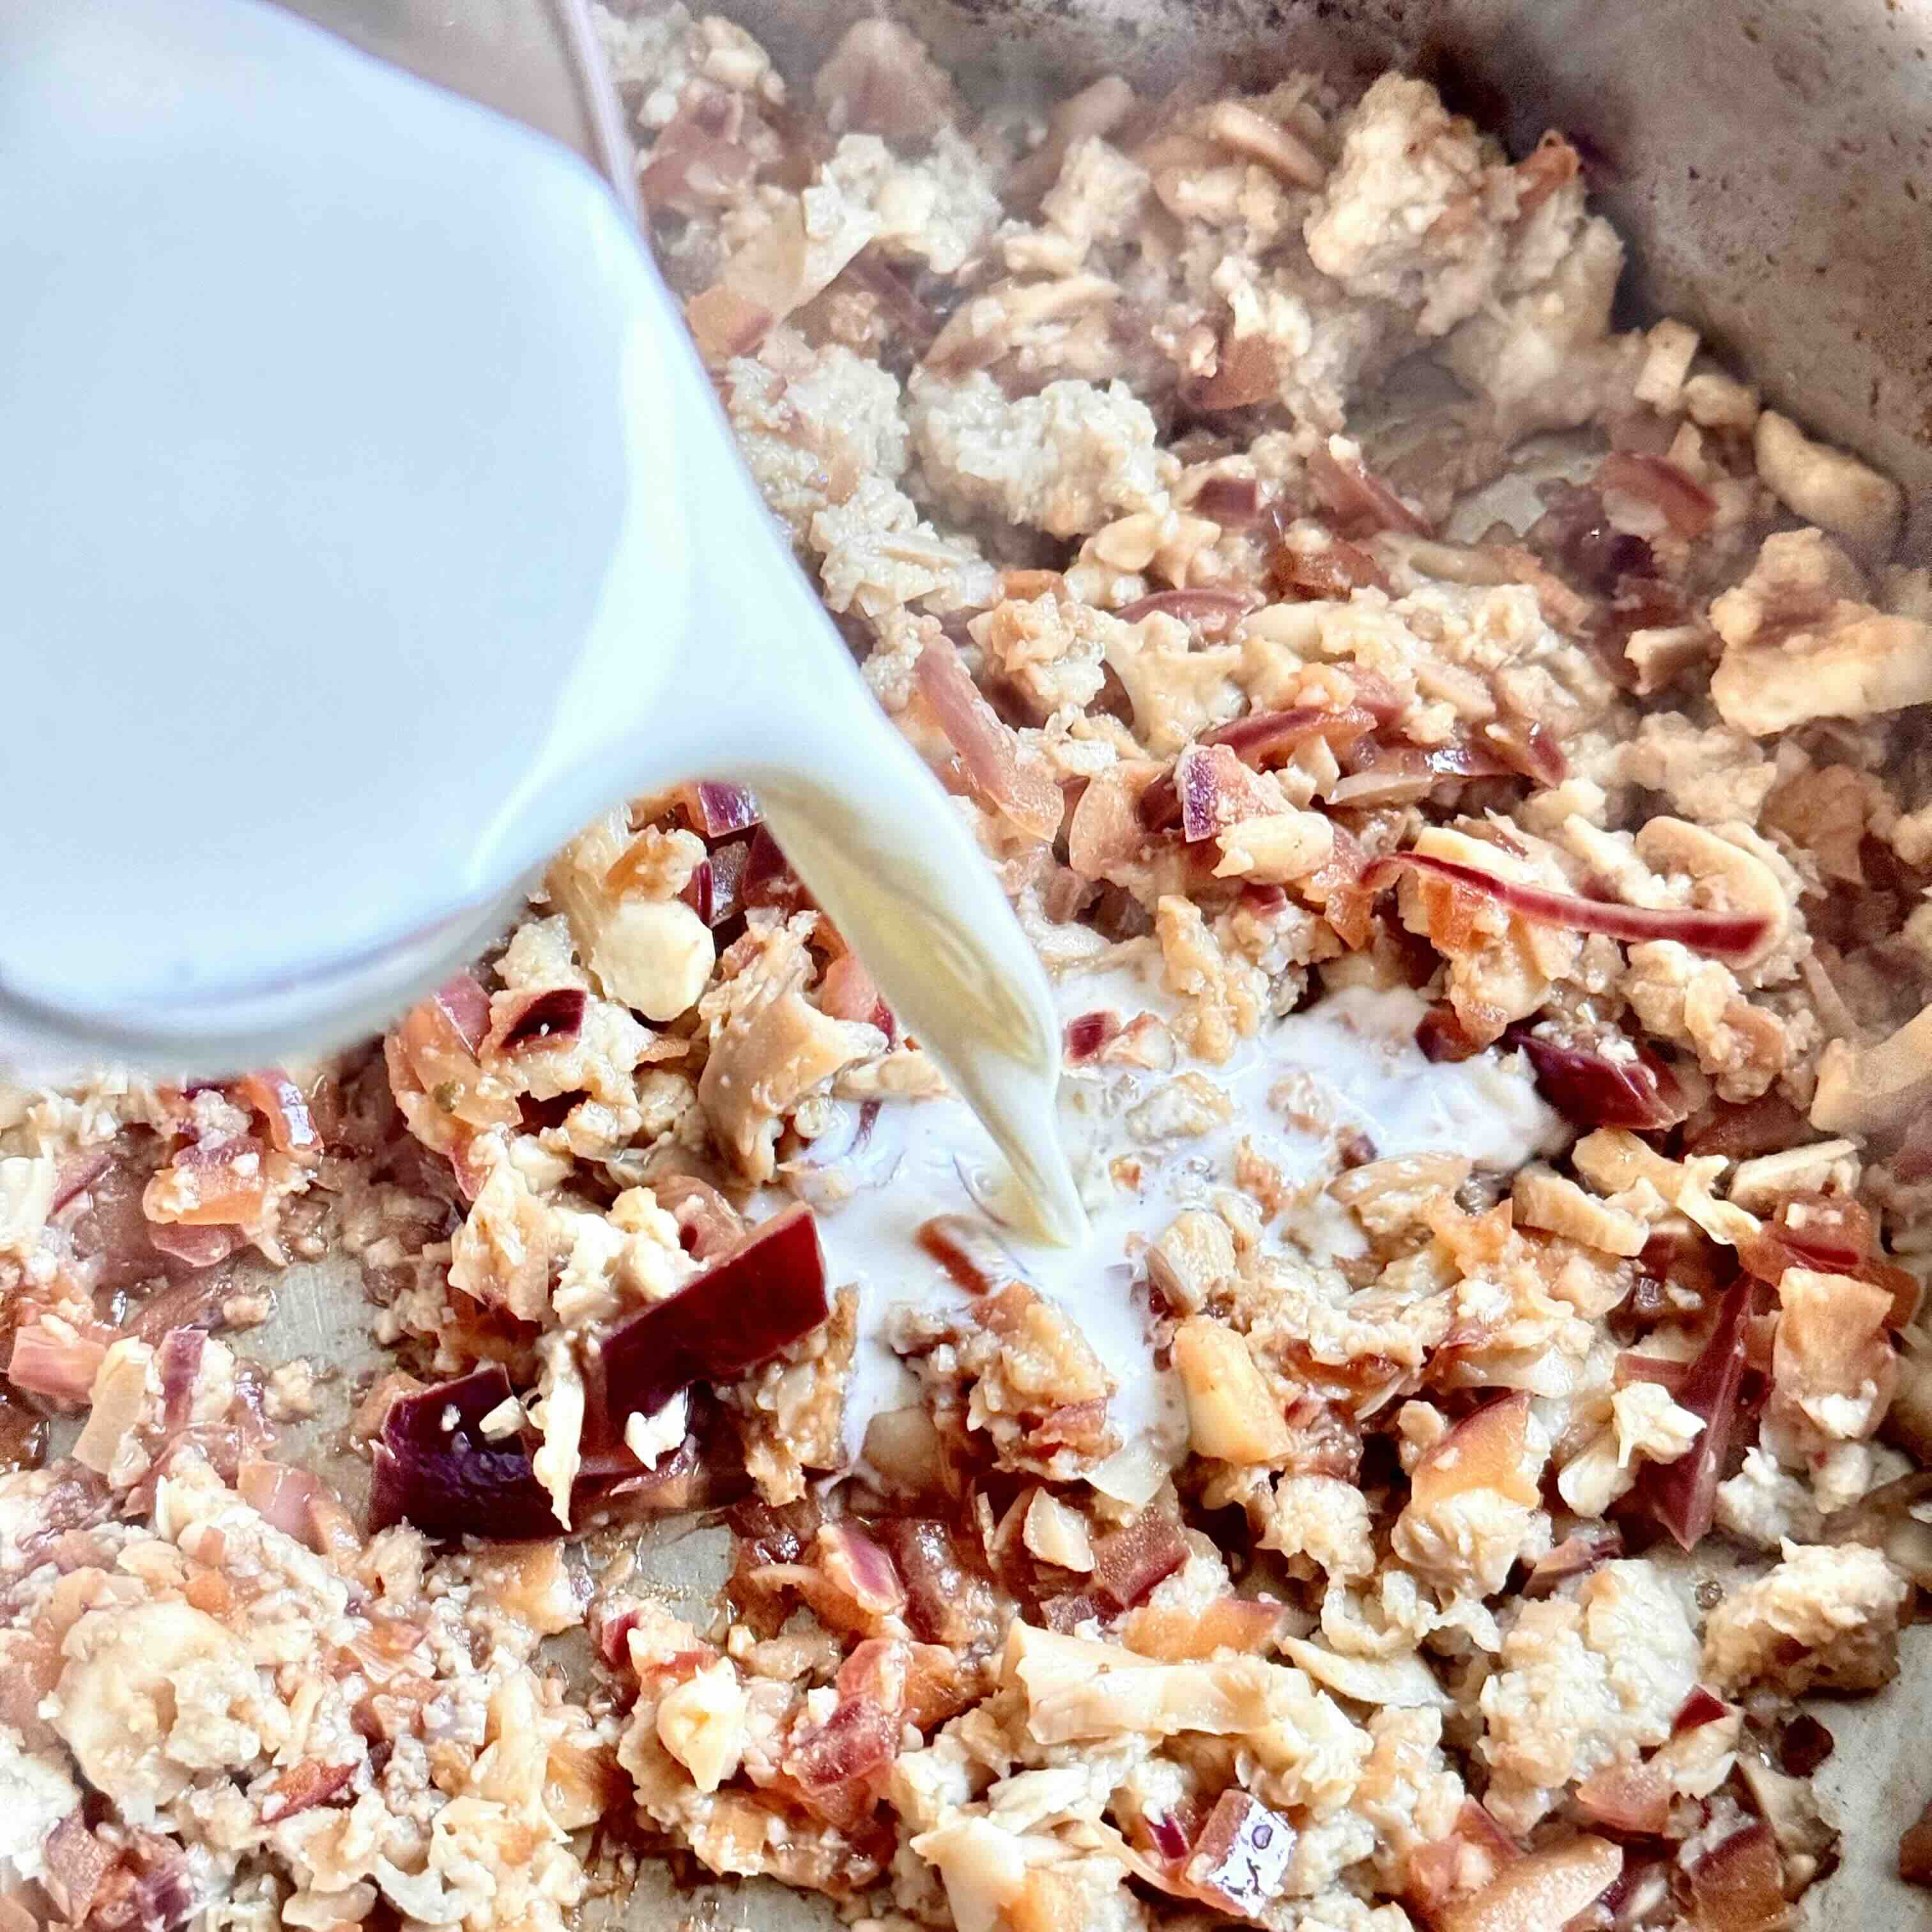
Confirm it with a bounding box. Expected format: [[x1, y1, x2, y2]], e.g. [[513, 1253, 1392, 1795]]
[[2, 8, 1928, 1929]]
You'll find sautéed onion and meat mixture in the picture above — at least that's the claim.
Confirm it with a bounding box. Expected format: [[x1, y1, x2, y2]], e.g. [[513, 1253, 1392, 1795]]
[[6, 8, 1932, 1929]]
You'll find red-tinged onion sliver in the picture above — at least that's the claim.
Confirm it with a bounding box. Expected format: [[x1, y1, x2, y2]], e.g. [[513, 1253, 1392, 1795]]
[[1064, 1009, 1123, 1064], [49, 1147, 114, 1216], [915, 635, 1064, 840], [1307, 443, 1432, 537], [1600, 450, 1717, 540], [687, 780, 762, 838], [916, 1213, 1018, 1294], [236, 1070, 319, 1154], [42, 1812, 112, 1924], [1091, 1511, 1188, 1609], [1186, 474, 1266, 526], [1140, 706, 1376, 831], [237, 1457, 325, 1542], [157, 1328, 207, 1433], [596, 1201, 831, 1425], [650, 1174, 746, 1260], [147, 1222, 249, 1269], [1175, 742, 1266, 843], [1521, 1523, 1623, 1597], [1363, 850, 1775, 966], [1573, 1759, 1671, 1836], [1615, 1351, 1694, 1397], [818, 952, 884, 1025], [494, 986, 588, 1054], [432, 973, 491, 1055], [6, 1317, 113, 1404], [1144, 1811, 1192, 1866], [1185, 1790, 1296, 1917], [781, 1694, 897, 1830], [1482, 714, 1569, 788], [636, 90, 756, 216], [1114, 588, 1260, 634], [369, 1363, 562, 1542], [1673, 1685, 1733, 1735], [820, 1520, 905, 1616], [1510, 1026, 1690, 1131], [1268, 533, 1392, 601], [1684, 1823, 1784, 1931], [1625, 1278, 1753, 1550], [131, 1850, 198, 1932]]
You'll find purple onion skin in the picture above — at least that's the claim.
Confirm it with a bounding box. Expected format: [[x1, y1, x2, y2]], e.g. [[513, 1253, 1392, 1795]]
[[599, 1202, 829, 1422], [1512, 1028, 1689, 1132], [369, 1364, 562, 1542], [371, 1206, 830, 1544]]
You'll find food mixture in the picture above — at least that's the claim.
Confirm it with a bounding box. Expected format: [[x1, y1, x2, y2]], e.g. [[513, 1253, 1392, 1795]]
[[8, 7, 1932, 1929]]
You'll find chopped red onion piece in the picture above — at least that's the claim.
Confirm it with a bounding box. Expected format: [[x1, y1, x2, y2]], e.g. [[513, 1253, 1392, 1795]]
[[146, 1222, 247, 1269], [256, 1759, 356, 1824], [1521, 1522, 1623, 1597], [1115, 588, 1260, 635], [1625, 1278, 1752, 1549], [236, 1070, 320, 1154], [1064, 1010, 1123, 1064], [820, 1520, 905, 1616], [1510, 1025, 1690, 1131], [7, 1317, 113, 1404], [1735, 1193, 1919, 1327], [369, 1364, 562, 1542], [130, 1843, 199, 1932], [873, 1516, 995, 1648], [686, 780, 762, 838], [1144, 1810, 1193, 1866], [1171, 743, 1271, 843], [1673, 1685, 1734, 1735], [916, 1213, 1016, 1294], [1041, 1590, 1107, 1632], [1684, 1822, 1784, 1931], [916, 635, 1064, 841], [650, 1174, 746, 1261], [237, 1457, 326, 1544], [432, 973, 491, 1055], [1307, 443, 1432, 536], [1268, 532, 1392, 600], [1188, 475, 1266, 526], [783, 1694, 897, 1830], [842, 249, 942, 346], [1139, 706, 1374, 831], [43, 1813, 112, 1923], [818, 952, 885, 1025], [1185, 1789, 1296, 1917], [157, 1328, 206, 1434], [1574, 1758, 1671, 1836], [50, 1147, 114, 1216], [637, 89, 757, 215], [1091, 1510, 1188, 1609], [1480, 714, 1568, 788], [596, 1202, 830, 1424], [1600, 451, 1717, 539], [1363, 851, 1775, 965], [494, 987, 588, 1054], [1616, 1352, 1693, 1397]]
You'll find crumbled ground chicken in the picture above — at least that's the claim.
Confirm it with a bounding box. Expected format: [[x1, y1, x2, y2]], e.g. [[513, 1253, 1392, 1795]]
[[5, 13, 1931, 1932]]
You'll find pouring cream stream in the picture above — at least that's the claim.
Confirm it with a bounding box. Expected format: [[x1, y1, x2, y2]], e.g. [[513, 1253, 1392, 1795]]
[[0, 0, 1084, 1242]]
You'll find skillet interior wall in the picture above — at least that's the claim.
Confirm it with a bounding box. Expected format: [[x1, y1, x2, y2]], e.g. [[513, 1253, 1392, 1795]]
[[724, 0, 1932, 558]]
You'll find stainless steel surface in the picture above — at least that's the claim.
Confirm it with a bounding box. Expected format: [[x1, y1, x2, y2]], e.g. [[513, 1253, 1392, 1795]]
[[263, 0, 1932, 1924]]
